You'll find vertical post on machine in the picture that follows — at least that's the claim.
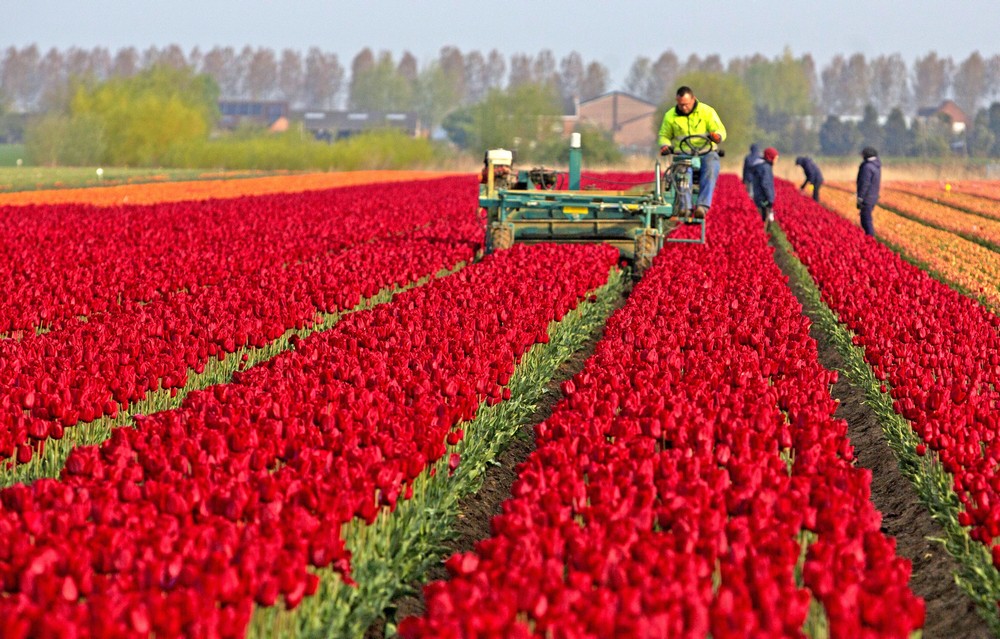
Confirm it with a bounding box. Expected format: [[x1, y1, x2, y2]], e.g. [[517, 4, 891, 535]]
[[486, 157, 496, 197], [568, 132, 581, 190]]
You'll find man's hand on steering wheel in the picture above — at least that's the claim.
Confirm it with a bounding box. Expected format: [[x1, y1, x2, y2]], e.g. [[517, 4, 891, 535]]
[[674, 133, 718, 157]]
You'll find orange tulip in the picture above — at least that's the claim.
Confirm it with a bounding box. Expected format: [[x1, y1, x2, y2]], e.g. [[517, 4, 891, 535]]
[[819, 187, 1000, 310], [828, 181, 1000, 247], [0, 171, 464, 207], [883, 182, 1000, 222]]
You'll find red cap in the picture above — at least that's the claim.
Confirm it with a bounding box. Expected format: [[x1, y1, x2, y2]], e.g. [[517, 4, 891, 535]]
[[763, 147, 779, 163]]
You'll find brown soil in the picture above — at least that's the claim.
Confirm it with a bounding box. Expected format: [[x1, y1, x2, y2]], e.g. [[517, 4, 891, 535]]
[[770, 235, 992, 639], [364, 283, 631, 637]]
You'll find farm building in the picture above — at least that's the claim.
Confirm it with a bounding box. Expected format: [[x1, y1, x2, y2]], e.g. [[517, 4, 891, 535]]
[[217, 100, 290, 130], [572, 91, 659, 154], [915, 99, 969, 134], [291, 110, 422, 141]]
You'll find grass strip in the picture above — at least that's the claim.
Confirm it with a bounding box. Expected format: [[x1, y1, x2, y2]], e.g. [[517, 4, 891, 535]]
[[771, 224, 1000, 635], [1, 262, 467, 488], [246, 268, 625, 639]]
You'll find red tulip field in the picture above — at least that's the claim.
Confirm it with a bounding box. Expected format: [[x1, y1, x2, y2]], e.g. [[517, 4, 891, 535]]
[[1, 172, 999, 637]]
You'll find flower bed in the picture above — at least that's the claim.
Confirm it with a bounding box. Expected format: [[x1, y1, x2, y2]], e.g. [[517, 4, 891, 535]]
[[0, 178, 478, 334], [814, 184, 1000, 310], [0, 243, 617, 638], [777, 181, 1000, 618], [400, 177, 923, 638]]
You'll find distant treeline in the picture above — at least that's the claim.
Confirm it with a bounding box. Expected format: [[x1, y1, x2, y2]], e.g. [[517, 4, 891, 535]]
[[4, 44, 1000, 164], [3, 44, 999, 118]]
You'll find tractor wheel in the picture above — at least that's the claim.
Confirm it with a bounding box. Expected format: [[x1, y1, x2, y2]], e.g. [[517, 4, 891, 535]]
[[633, 231, 659, 280], [490, 224, 514, 252]]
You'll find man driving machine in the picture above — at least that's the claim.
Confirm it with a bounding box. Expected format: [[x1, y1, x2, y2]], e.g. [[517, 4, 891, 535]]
[[658, 86, 727, 218]]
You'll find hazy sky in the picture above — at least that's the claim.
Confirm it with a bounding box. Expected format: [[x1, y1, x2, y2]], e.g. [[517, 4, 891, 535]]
[[5, 0, 999, 86]]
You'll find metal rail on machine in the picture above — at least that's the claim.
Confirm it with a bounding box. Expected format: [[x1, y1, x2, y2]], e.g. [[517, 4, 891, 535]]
[[479, 134, 708, 276]]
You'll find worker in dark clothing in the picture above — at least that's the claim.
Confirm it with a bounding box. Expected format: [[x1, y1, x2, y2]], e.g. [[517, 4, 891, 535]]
[[795, 156, 824, 202], [743, 144, 763, 197], [856, 147, 882, 237], [750, 147, 779, 226]]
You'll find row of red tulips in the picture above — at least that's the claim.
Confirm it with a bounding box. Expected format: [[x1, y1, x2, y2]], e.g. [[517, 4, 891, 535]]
[[0, 242, 618, 638], [0, 180, 482, 469], [401, 177, 923, 638], [0, 230, 477, 468], [775, 180, 1000, 557], [0, 178, 476, 334]]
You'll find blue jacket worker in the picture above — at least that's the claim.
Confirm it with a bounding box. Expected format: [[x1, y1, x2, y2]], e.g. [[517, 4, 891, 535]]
[[856, 147, 882, 236], [751, 147, 779, 224], [795, 156, 824, 202], [743, 144, 763, 197]]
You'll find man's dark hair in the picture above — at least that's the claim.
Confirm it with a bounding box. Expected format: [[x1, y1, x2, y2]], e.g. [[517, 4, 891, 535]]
[[676, 86, 694, 98]]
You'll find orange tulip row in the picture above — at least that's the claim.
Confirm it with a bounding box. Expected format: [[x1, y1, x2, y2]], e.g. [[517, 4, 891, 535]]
[[932, 180, 1000, 202], [818, 187, 1000, 310], [884, 182, 1000, 222], [884, 179, 1000, 201], [829, 182, 1000, 248], [0, 171, 464, 207]]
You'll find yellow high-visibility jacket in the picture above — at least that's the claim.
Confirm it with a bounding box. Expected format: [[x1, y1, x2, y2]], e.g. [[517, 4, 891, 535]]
[[658, 101, 727, 149]]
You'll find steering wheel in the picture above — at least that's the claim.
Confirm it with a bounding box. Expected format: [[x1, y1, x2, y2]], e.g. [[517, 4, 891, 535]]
[[675, 133, 717, 157]]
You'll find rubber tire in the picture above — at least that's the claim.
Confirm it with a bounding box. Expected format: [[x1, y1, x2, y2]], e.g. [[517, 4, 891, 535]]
[[490, 224, 514, 252], [633, 232, 658, 279]]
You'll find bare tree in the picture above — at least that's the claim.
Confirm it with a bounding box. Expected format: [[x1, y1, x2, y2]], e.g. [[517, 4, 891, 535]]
[[842, 54, 871, 114], [1, 45, 43, 111], [650, 51, 680, 103], [953, 51, 988, 116], [438, 46, 467, 103], [557, 51, 585, 109], [580, 61, 609, 101], [90, 47, 112, 81], [464, 50, 489, 103], [159, 44, 189, 70], [987, 55, 1000, 104], [484, 49, 507, 92], [820, 54, 848, 114], [64, 47, 94, 80], [188, 47, 204, 75], [684, 53, 703, 74], [111, 47, 139, 78], [37, 47, 68, 112], [533, 49, 559, 89], [246, 47, 278, 100], [800, 53, 820, 107], [348, 47, 375, 107], [624, 56, 654, 101], [202, 47, 240, 98], [508, 53, 533, 89], [869, 53, 909, 113], [911, 52, 952, 108], [304, 48, 343, 109], [701, 54, 724, 74], [140, 46, 161, 69], [234, 46, 256, 98], [398, 51, 419, 85], [277, 49, 304, 107]]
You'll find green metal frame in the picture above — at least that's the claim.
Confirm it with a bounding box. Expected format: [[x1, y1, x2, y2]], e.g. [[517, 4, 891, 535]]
[[479, 155, 707, 260]]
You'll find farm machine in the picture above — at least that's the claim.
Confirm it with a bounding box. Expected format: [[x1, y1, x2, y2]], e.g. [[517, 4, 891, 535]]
[[479, 133, 716, 276]]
